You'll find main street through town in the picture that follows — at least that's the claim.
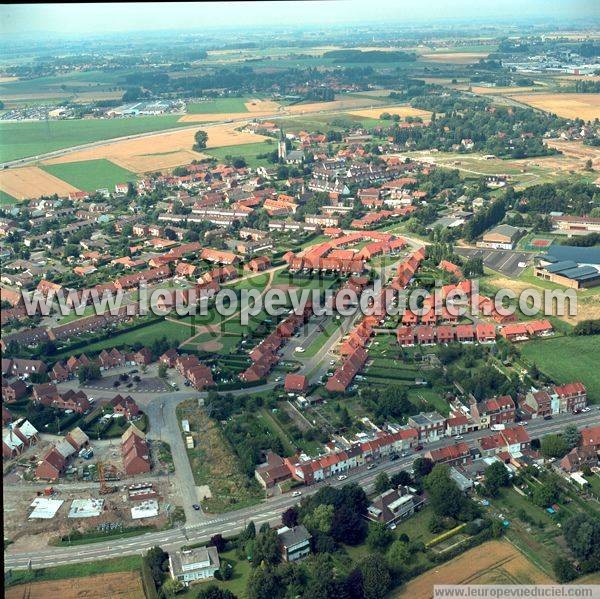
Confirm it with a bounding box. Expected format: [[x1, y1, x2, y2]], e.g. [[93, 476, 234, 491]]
[[5, 409, 599, 570]]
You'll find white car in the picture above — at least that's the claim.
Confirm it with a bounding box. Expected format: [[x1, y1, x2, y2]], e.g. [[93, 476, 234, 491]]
[[337, 475, 347, 481], [294, 347, 305, 353], [454, 435, 463, 440], [292, 491, 302, 497]]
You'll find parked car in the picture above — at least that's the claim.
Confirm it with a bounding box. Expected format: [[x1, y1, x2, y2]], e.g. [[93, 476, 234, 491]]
[[367, 464, 375, 470], [292, 491, 302, 497], [543, 415, 553, 420], [390, 454, 399, 461], [454, 435, 464, 440], [414, 445, 423, 451], [192, 504, 200, 511], [337, 475, 347, 481]]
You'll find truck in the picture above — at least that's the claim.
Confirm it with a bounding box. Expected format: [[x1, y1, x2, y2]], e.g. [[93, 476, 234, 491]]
[[490, 424, 506, 431]]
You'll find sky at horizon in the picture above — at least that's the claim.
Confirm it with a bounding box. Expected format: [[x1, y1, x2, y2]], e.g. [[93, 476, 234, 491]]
[[1, 1, 598, 36]]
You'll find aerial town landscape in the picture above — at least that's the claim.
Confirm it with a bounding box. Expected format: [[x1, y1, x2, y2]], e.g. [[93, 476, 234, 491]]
[[1, 1, 600, 598]]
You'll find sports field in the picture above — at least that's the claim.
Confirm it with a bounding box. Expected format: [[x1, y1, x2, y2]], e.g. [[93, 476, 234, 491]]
[[520, 334, 600, 401], [42, 159, 136, 192], [0, 115, 189, 163]]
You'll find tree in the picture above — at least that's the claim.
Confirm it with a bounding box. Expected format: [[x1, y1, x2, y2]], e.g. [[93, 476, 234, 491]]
[[366, 522, 393, 552], [243, 520, 256, 541], [532, 481, 560, 507], [413, 457, 433, 478], [303, 504, 334, 534], [194, 130, 208, 151], [563, 424, 581, 450], [209, 533, 226, 553], [387, 539, 411, 568], [540, 434, 568, 459], [553, 556, 577, 583], [359, 554, 391, 599], [282, 506, 299, 528], [484, 461, 510, 497], [252, 528, 280, 566], [246, 565, 283, 599], [563, 513, 600, 561], [162, 577, 184, 596], [373, 472, 391, 495], [197, 585, 238, 599], [331, 505, 367, 546], [144, 546, 168, 588], [425, 464, 466, 519], [158, 362, 168, 378]]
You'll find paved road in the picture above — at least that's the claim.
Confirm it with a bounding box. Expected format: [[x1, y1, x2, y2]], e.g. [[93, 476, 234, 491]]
[[5, 410, 599, 569]]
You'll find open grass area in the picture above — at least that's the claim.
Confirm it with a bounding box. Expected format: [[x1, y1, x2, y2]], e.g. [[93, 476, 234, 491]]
[[42, 158, 136, 191], [519, 334, 600, 402], [0, 189, 17, 205], [0, 115, 189, 162], [5, 555, 142, 587], [205, 141, 275, 168], [187, 97, 249, 114]]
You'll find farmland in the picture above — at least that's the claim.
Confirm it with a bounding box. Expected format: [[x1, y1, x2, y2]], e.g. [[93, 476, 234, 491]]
[[41, 158, 136, 192], [0, 115, 190, 163], [0, 166, 79, 200], [187, 97, 250, 114], [392, 540, 553, 598], [519, 335, 600, 402], [5, 571, 144, 599], [205, 140, 276, 168], [509, 92, 600, 120]]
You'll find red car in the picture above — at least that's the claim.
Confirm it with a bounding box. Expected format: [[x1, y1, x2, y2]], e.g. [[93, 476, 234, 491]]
[[414, 445, 423, 451]]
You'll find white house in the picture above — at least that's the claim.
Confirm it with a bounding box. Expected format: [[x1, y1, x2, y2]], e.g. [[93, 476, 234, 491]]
[[169, 547, 220, 584]]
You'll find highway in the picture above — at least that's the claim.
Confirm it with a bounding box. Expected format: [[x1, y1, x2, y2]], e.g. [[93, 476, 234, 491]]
[[5, 409, 598, 570]]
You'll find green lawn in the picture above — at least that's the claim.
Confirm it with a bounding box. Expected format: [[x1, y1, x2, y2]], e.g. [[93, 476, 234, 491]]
[[187, 97, 250, 114], [42, 159, 136, 192], [0, 115, 189, 162], [520, 335, 600, 402], [205, 141, 276, 168]]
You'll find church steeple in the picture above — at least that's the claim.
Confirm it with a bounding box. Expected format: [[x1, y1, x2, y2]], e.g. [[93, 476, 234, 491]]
[[278, 129, 287, 161]]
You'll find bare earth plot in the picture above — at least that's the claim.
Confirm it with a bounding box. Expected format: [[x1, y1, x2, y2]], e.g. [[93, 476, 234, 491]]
[[42, 123, 269, 173], [348, 106, 432, 120], [546, 139, 600, 169], [5, 572, 144, 599], [392, 540, 553, 598], [509, 93, 600, 120], [0, 166, 80, 200]]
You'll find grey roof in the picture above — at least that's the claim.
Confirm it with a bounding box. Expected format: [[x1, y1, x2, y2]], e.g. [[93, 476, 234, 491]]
[[545, 260, 578, 273], [538, 245, 600, 267], [170, 546, 219, 577], [560, 266, 600, 281], [486, 224, 521, 239], [277, 525, 311, 548]]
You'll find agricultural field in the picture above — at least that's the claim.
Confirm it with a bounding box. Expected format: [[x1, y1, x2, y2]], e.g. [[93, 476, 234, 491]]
[[519, 334, 600, 401], [393, 540, 553, 598], [419, 52, 490, 63], [41, 158, 136, 192], [205, 140, 276, 168], [348, 106, 432, 121], [42, 122, 269, 173], [0, 115, 190, 163], [0, 189, 17, 205], [187, 97, 250, 114], [0, 165, 79, 200], [5, 571, 144, 599], [509, 92, 600, 120]]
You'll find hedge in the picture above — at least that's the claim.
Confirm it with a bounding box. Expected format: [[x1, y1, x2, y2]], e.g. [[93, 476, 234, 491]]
[[425, 523, 467, 548]]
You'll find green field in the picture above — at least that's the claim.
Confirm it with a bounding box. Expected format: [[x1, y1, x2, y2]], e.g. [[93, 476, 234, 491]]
[[205, 141, 276, 168], [0, 189, 17, 205], [42, 159, 136, 191], [0, 115, 190, 163], [187, 97, 249, 114], [520, 335, 600, 402]]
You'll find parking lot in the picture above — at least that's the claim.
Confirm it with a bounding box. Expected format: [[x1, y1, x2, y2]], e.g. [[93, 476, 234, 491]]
[[456, 247, 531, 277]]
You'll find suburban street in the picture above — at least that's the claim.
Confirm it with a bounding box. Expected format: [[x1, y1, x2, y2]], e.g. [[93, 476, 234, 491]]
[[5, 409, 599, 570]]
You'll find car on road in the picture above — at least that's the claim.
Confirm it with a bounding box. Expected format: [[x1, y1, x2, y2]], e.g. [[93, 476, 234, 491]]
[[192, 504, 200, 511], [330, 360, 336, 365], [367, 464, 375, 470], [389, 454, 399, 461], [292, 491, 302, 497], [295, 347, 305, 353], [129, 369, 139, 374], [582, 407, 591, 413], [414, 445, 423, 451], [454, 435, 464, 440], [337, 475, 347, 480], [543, 415, 553, 420]]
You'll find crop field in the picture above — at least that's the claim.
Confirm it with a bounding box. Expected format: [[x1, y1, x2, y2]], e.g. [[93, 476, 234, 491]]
[[41, 158, 136, 191], [520, 335, 600, 401], [393, 540, 552, 598], [0, 165, 79, 200], [0, 115, 189, 163], [42, 122, 269, 172], [6, 571, 144, 599], [0, 189, 18, 205], [509, 92, 600, 120], [187, 97, 250, 114], [419, 52, 490, 63]]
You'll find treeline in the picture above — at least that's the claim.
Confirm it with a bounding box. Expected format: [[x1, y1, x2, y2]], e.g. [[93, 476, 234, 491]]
[[323, 49, 416, 62], [570, 80, 600, 94], [572, 319, 600, 336], [560, 232, 600, 247], [515, 181, 600, 216], [463, 195, 507, 241]]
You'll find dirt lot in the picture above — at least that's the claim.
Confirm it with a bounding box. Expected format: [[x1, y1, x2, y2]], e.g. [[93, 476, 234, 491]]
[[245, 98, 281, 112], [509, 93, 600, 120], [6, 571, 144, 599], [420, 52, 489, 63], [348, 106, 432, 120], [43, 123, 268, 173], [545, 139, 600, 168], [392, 540, 553, 598], [0, 166, 80, 199]]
